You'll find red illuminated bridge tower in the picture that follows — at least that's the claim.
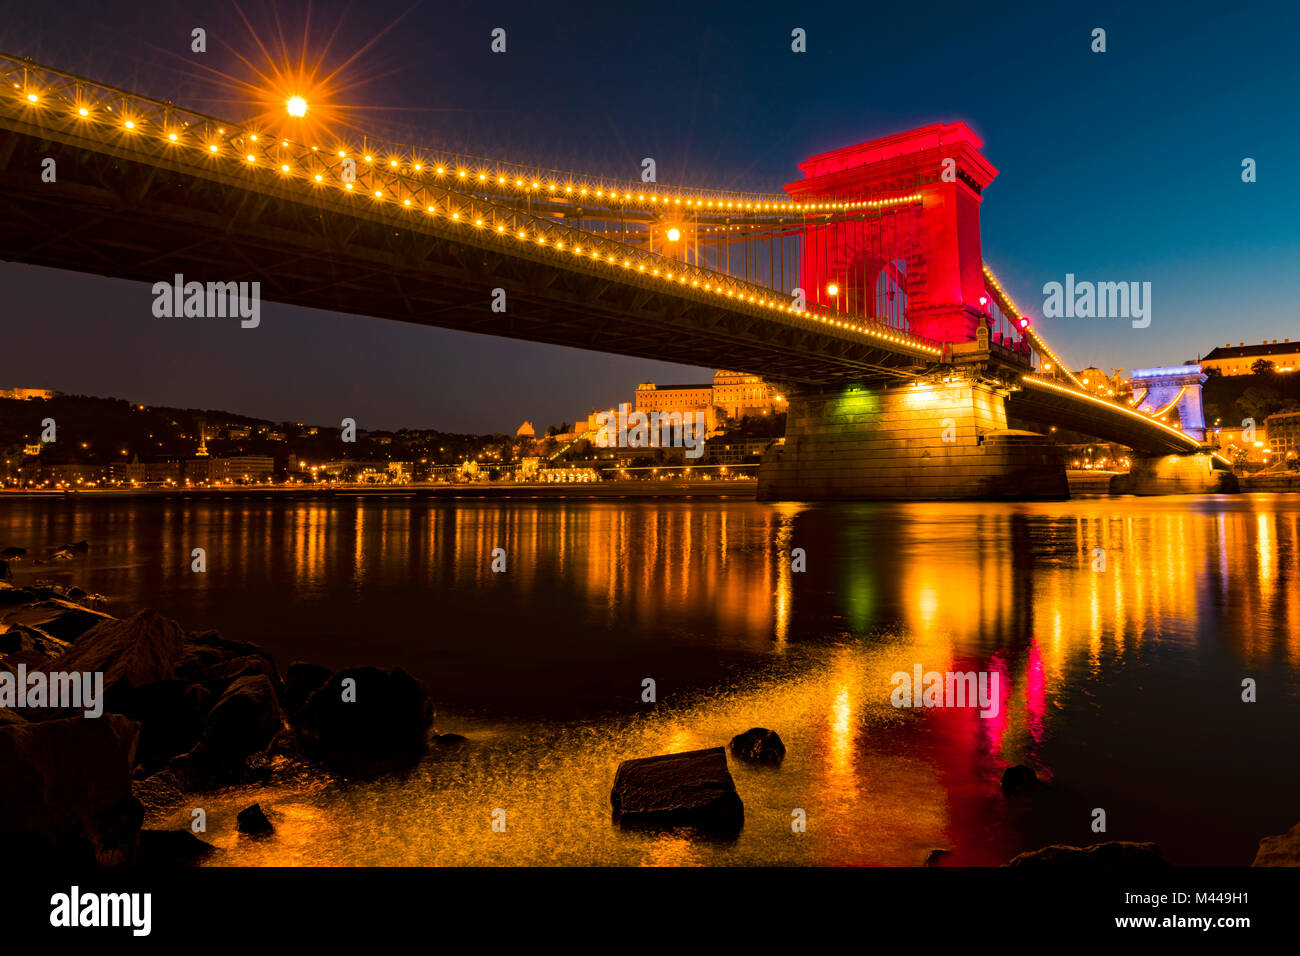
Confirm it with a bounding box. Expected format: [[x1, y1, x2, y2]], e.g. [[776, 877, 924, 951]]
[[785, 122, 998, 345], [757, 123, 1069, 500]]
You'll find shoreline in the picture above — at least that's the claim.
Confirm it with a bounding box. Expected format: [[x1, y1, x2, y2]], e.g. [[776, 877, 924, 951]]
[[0, 480, 759, 500], [7, 474, 1296, 502]]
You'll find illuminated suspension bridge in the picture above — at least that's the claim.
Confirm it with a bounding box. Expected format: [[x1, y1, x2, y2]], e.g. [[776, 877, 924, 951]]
[[0, 53, 1232, 498]]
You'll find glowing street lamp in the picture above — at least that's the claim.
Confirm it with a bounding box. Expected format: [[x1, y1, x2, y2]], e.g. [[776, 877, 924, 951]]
[[827, 282, 841, 311], [286, 95, 308, 117], [666, 227, 681, 242]]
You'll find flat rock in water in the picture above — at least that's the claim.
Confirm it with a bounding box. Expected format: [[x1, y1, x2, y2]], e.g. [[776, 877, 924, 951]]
[[1004, 841, 1170, 868], [610, 747, 744, 835], [1252, 821, 1300, 866]]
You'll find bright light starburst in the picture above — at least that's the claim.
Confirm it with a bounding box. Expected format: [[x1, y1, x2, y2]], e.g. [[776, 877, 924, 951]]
[[166, 3, 418, 146]]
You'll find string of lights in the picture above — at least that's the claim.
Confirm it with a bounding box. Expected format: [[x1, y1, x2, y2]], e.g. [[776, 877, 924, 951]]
[[1, 53, 924, 218], [1, 53, 942, 360]]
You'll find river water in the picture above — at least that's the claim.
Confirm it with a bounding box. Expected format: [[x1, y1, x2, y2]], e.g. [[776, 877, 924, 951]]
[[2, 493, 1297, 866]]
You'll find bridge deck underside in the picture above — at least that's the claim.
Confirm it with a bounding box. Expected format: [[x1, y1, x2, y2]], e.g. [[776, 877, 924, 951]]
[[0, 126, 928, 389], [1008, 380, 1201, 455]]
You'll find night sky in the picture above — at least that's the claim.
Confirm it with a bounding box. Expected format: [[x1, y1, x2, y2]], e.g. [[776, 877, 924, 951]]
[[2, 0, 1297, 432]]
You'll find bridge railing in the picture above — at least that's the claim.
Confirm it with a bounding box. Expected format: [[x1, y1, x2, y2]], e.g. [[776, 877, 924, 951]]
[[1, 52, 944, 360], [421, 180, 943, 358], [0, 53, 885, 217]]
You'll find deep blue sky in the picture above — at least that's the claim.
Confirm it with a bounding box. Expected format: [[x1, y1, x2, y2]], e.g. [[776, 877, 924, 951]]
[[2, 0, 1297, 431]]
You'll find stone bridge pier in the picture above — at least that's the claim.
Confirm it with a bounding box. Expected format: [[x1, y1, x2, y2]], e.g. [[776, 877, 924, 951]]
[[1110, 455, 1239, 495], [757, 369, 1068, 501]]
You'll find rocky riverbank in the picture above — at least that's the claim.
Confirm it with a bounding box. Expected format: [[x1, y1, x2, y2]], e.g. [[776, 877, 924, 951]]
[[0, 576, 434, 865], [5, 563, 1298, 868]]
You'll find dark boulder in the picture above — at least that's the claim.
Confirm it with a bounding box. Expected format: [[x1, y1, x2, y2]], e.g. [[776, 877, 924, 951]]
[[3, 599, 113, 643], [236, 803, 273, 835], [114, 679, 216, 774], [610, 747, 744, 836], [184, 674, 282, 781], [729, 727, 786, 765], [45, 609, 187, 699], [434, 732, 469, 746], [0, 547, 26, 560], [1253, 821, 1300, 866], [282, 661, 332, 718], [190, 654, 278, 697], [0, 628, 25, 654], [0, 713, 144, 865], [175, 631, 271, 674], [0, 622, 69, 662], [1000, 764, 1039, 795], [1004, 842, 1170, 868], [174, 631, 280, 698], [0, 624, 70, 686], [294, 666, 432, 772], [137, 829, 218, 866]]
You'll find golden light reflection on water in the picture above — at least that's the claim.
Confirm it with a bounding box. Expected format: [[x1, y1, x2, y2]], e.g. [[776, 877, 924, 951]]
[[175, 635, 950, 867], [4, 494, 1299, 865]]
